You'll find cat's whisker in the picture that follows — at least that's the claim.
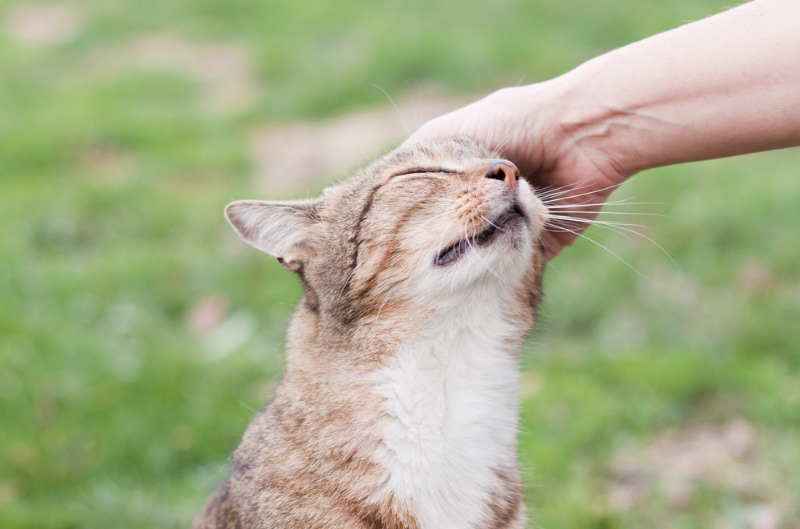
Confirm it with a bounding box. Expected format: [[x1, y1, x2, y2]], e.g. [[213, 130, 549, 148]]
[[479, 214, 505, 232], [548, 215, 645, 230], [376, 285, 398, 319], [464, 220, 501, 281], [534, 181, 603, 201], [547, 223, 646, 278], [372, 84, 411, 137], [436, 216, 462, 258], [535, 180, 593, 195], [541, 182, 671, 262], [453, 171, 472, 196], [547, 213, 675, 266], [462, 221, 472, 249], [547, 208, 665, 217], [492, 124, 529, 157], [415, 209, 453, 229], [339, 266, 359, 300], [546, 199, 663, 210], [546, 213, 642, 231], [548, 217, 646, 249], [537, 181, 626, 203]]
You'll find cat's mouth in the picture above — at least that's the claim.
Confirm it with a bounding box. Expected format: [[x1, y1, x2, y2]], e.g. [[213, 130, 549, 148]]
[[435, 204, 525, 266]]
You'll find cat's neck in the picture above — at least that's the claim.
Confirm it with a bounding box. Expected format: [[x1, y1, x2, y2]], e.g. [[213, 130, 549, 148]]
[[369, 294, 526, 529], [282, 288, 530, 528]]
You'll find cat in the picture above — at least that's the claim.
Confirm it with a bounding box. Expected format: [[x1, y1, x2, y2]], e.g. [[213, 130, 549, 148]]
[[193, 137, 548, 529]]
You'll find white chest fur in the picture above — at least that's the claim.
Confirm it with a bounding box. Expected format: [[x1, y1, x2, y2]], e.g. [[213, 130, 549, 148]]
[[372, 300, 522, 529]]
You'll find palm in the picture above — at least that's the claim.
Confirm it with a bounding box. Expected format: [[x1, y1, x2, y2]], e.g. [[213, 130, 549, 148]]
[[404, 86, 628, 261]]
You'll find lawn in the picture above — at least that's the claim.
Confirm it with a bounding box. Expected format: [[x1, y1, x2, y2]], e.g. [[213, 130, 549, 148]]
[[1, 0, 798, 528]]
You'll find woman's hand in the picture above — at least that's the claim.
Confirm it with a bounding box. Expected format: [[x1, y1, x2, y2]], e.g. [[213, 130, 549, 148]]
[[403, 84, 628, 261]]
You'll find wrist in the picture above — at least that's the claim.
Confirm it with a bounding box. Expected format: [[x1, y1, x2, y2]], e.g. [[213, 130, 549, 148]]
[[548, 55, 647, 179], [503, 62, 641, 184]]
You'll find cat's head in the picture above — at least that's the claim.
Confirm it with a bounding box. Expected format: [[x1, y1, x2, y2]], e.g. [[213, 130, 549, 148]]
[[225, 138, 547, 331]]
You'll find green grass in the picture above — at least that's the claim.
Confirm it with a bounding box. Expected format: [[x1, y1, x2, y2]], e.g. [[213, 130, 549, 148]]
[[1, 0, 798, 527]]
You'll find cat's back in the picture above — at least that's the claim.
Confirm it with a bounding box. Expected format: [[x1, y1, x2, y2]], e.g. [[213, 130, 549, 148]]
[[193, 380, 417, 529]]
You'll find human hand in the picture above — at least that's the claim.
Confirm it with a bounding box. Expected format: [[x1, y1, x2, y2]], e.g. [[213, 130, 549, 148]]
[[402, 83, 629, 261]]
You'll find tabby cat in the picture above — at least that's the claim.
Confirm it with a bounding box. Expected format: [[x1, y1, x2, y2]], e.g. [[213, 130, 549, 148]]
[[193, 138, 548, 529]]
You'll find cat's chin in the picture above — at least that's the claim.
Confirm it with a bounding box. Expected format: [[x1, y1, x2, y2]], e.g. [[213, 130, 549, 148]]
[[435, 203, 526, 267]]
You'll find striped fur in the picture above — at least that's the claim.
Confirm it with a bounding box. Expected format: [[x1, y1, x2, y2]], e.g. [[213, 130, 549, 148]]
[[193, 138, 548, 529]]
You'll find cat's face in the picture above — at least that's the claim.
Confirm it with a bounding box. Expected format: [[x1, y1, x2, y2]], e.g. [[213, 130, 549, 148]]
[[226, 138, 547, 326]]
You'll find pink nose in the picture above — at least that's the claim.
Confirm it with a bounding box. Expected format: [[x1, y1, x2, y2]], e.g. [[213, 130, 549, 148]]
[[486, 160, 519, 190]]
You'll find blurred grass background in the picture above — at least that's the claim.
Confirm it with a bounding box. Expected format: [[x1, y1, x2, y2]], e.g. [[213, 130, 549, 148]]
[[1, 0, 798, 527]]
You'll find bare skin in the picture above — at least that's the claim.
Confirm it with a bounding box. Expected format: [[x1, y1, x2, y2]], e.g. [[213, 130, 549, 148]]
[[403, 0, 800, 260]]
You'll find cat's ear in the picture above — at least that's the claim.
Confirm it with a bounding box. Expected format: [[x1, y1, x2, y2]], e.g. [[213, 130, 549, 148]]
[[225, 199, 322, 271]]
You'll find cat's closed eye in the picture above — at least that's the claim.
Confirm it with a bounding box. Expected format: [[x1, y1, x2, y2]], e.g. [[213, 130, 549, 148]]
[[390, 167, 458, 178]]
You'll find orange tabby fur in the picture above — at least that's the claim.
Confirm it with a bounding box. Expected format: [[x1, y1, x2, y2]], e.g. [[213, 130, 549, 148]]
[[193, 138, 547, 529]]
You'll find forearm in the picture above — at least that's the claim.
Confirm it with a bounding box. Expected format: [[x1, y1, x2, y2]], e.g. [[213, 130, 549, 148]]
[[549, 0, 800, 176]]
